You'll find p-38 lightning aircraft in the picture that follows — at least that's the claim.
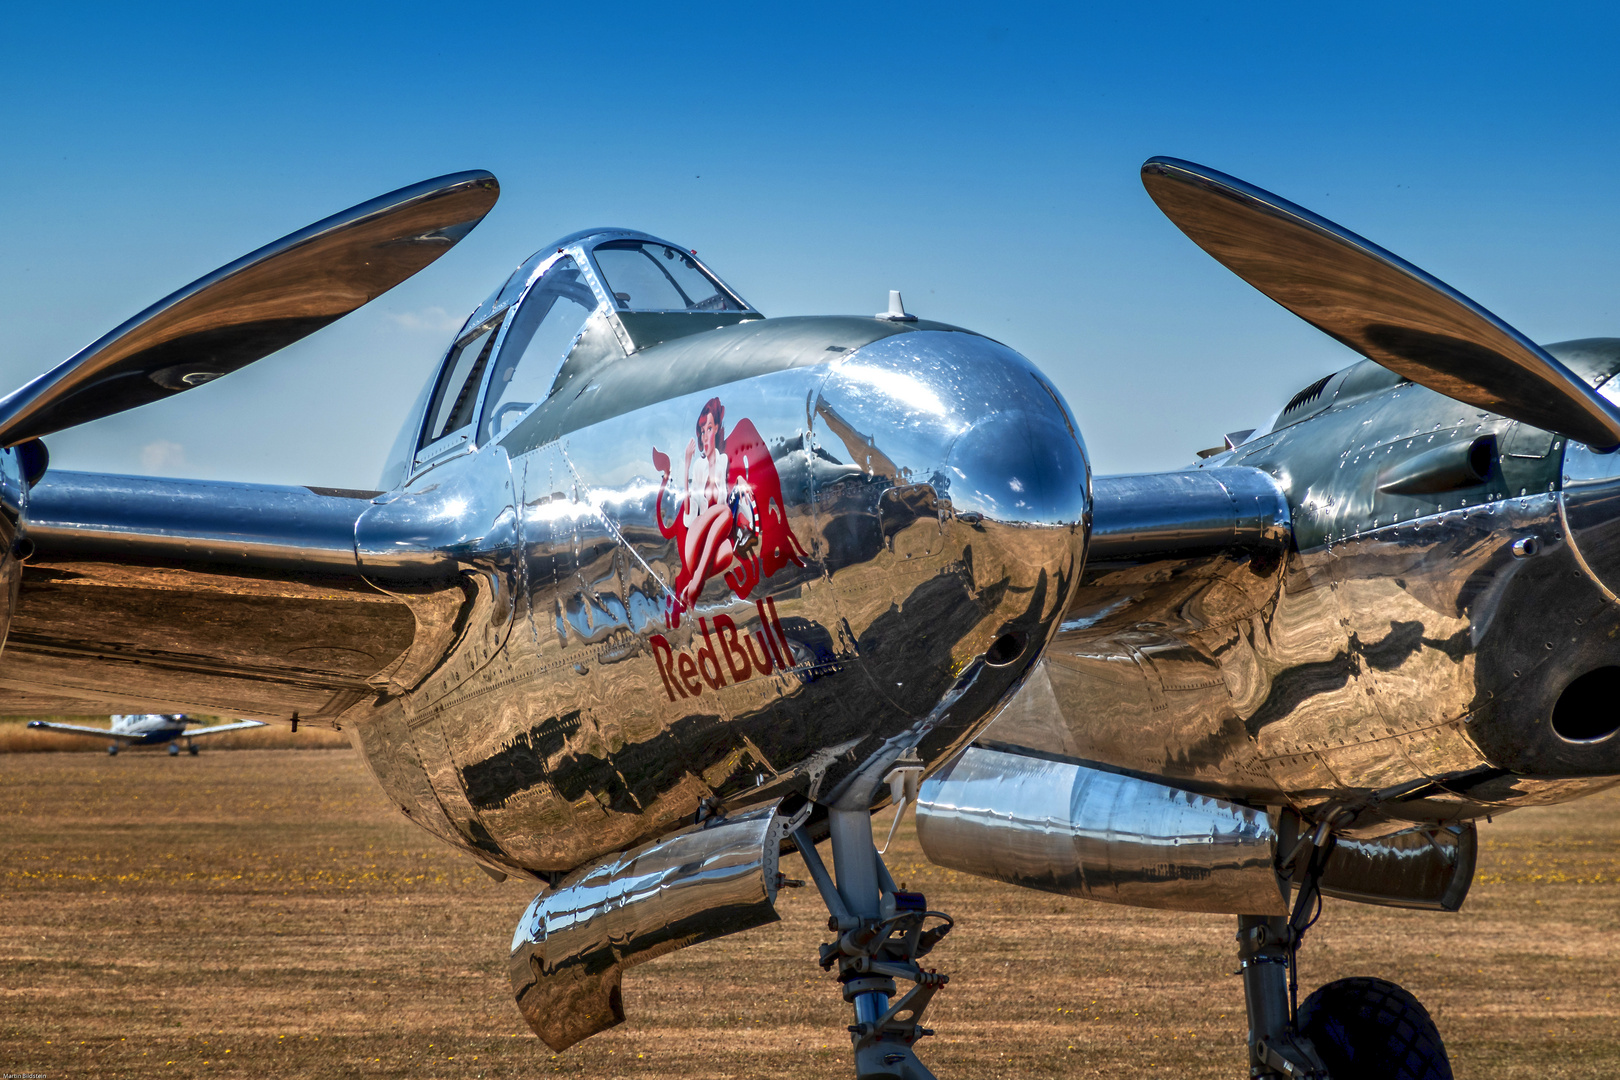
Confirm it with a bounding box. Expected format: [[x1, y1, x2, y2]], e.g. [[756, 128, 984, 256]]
[[5, 157, 1618, 1080], [26, 713, 266, 754]]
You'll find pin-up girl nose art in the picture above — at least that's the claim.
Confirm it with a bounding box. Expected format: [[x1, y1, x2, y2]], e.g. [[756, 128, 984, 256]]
[[651, 397, 807, 626]]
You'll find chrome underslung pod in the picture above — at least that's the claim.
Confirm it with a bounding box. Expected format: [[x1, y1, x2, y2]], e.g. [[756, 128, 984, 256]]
[[509, 803, 790, 1052], [1321, 826, 1476, 912], [916, 746, 1476, 914], [917, 746, 1288, 914]]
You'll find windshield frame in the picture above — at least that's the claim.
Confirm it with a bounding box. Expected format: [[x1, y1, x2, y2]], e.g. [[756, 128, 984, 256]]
[[582, 235, 750, 315], [404, 231, 757, 477], [413, 304, 510, 469], [476, 252, 605, 445]]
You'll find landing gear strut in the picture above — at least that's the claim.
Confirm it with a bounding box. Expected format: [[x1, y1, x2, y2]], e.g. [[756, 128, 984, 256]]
[[1238, 912, 1327, 1079], [793, 805, 953, 1080], [1237, 824, 1453, 1080], [1238, 824, 1333, 1079]]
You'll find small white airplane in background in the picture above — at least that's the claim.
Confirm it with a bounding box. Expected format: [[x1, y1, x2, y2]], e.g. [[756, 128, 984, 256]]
[[27, 714, 267, 755]]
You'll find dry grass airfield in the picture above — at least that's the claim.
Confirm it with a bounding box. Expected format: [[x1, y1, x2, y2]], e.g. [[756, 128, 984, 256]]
[[2, 747, 1619, 1079]]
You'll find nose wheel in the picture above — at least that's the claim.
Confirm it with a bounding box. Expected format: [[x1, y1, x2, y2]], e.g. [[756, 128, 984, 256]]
[[791, 808, 953, 1080], [1297, 977, 1452, 1080], [1237, 826, 1453, 1080]]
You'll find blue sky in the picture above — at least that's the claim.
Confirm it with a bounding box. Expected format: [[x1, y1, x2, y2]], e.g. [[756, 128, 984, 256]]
[[5, 3, 1620, 486]]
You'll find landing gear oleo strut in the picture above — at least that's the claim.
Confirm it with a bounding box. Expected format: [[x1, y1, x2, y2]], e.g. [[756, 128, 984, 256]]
[[793, 804, 953, 1080], [1237, 824, 1453, 1080]]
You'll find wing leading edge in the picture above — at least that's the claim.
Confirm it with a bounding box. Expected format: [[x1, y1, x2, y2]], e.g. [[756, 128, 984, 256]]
[[0, 472, 419, 723], [175, 720, 270, 738], [25, 719, 142, 740]]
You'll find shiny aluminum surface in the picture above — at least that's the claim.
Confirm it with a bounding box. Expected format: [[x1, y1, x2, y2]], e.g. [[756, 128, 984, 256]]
[[916, 745, 1287, 914], [1319, 823, 1476, 912], [918, 745, 1478, 913], [0, 311, 1089, 883], [411, 324, 1087, 872], [1088, 467, 1290, 559], [509, 804, 785, 1051], [998, 480, 1620, 832], [0, 471, 407, 721], [15, 159, 1620, 1075], [26, 471, 367, 572], [10, 171, 1620, 934], [11, 241, 1620, 880], [975, 335, 1620, 837], [1142, 157, 1620, 448]]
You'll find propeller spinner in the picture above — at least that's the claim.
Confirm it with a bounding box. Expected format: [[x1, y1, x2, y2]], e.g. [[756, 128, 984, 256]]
[[1141, 156, 1620, 450]]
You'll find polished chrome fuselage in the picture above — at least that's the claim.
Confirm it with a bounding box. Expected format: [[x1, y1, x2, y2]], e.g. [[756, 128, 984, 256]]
[[349, 320, 1088, 873], [7, 268, 1620, 884]]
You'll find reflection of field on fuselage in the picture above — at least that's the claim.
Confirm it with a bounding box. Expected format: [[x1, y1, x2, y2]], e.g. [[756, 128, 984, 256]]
[[983, 346, 1620, 838], [353, 322, 1085, 875]]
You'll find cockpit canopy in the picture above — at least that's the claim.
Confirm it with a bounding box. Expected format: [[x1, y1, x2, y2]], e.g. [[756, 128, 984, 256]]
[[390, 230, 757, 485], [589, 238, 745, 314]]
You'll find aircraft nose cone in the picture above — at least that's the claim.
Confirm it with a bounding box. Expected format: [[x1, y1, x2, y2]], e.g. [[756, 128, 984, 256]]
[[809, 329, 1088, 770], [934, 399, 1089, 676], [946, 408, 1090, 531]]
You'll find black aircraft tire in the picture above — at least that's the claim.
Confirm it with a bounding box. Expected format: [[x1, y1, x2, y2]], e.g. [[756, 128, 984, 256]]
[[1296, 977, 1452, 1080]]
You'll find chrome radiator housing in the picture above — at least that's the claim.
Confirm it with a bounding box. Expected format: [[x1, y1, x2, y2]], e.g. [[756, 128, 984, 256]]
[[509, 804, 787, 1051], [916, 747, 1478, 915], [916, 746, 1288, 914]]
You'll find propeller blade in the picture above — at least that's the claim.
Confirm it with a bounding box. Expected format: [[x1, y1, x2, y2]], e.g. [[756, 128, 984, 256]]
[[0, 170, 500, 447], [1141, 157, 1620, 450]]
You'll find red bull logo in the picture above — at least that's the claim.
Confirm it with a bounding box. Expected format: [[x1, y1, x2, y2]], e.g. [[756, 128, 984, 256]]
[[649, 597, 794, 701], [651, 397, 807, 628]]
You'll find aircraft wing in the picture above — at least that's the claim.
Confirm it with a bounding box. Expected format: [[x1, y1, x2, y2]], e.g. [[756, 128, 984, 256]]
[[0, 171, 501, 727], [24, 719, 133, 739], [179, 720, 270, 738], [0, 471, 429, 726], [979, 467, 1295, 799]]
